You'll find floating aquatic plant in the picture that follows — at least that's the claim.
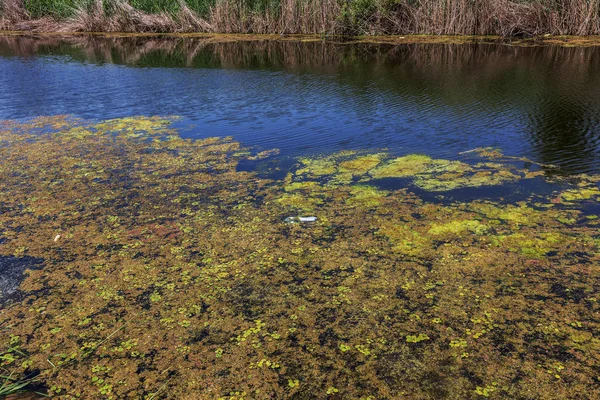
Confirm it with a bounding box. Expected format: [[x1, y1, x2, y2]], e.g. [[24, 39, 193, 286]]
[[0, 116, 599, 399], [288, 150, 540, 193]]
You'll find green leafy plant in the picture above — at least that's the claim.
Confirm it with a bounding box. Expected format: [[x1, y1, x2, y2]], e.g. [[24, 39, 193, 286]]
[[0, 373, 35, 397]]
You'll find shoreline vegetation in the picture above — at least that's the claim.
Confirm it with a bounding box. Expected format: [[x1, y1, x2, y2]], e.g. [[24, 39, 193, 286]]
[[1, 0, 600, 38], [2, 31, 600, 48]]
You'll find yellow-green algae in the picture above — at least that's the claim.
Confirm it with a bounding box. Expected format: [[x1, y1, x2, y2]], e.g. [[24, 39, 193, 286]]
[[290, 150, 533, 193], [368, 154, 523, 191], [428, 220, 489, 236], [560, 186, 600, 202], [294, 151, 386, 185], [0, 116, 599, 399], [369, 154, 448, 178], [345, 186, 389, 208], [339, 154, 383, 175]]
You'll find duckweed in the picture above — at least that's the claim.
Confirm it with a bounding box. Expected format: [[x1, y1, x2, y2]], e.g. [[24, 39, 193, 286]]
[[339, 154, 383, 175], [406, 334, 431, 343], [560, 186, 600, 202], [0, 116, 599, 399], [366, 153, 521, 192], [368, 154, 439, 178], [289, 149, 537, 192], [428, 220, 489, 236]]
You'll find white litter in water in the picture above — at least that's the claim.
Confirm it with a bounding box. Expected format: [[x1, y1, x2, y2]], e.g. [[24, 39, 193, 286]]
[[284, 216, 317, 223], [458, 149, 479, 155]]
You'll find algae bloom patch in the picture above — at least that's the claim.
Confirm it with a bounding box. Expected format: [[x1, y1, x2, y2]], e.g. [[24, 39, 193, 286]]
[[0, 116, 599, 399]]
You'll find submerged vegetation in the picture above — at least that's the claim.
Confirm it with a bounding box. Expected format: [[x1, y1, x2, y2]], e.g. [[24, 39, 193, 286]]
[[2, 0, 600, 36], [0, 116, 600, 398]]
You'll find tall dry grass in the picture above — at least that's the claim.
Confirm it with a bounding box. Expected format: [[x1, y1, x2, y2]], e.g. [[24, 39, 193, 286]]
[[0, 0, 28, 30], [0, 0, 213, 32], [209, 0, 341, 34], [0, 0, 599, 35], [550, 0, 600, 35], [384, 0, 550, 36]]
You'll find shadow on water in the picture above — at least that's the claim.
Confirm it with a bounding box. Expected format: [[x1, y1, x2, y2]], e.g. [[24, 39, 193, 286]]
[[0, 255, 44, 307]]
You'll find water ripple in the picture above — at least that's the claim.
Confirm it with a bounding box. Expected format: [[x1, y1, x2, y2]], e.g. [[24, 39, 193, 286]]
[[0, 37, 599, 174]]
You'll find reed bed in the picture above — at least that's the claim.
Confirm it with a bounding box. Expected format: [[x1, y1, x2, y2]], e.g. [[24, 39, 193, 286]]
[[1, 0, 600, 38]]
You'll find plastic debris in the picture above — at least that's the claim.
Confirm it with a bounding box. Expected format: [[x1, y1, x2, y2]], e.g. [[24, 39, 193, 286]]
[[458, 149, 479, 155], [284, 216, 317, 223]]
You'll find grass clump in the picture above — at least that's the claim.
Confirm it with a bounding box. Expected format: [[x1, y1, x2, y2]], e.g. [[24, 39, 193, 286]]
[[0, 373, 33, 397]]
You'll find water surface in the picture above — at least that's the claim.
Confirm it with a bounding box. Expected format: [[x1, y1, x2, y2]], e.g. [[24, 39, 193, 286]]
[[1, 35, 600, 174], [1, 35, 600, 399]]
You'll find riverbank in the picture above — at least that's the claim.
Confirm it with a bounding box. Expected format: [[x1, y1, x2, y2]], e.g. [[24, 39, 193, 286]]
[[2, 30, 600, 48], [1, 0, 600, 37]]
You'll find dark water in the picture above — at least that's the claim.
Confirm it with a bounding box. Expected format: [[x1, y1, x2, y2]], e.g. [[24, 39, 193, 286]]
[[1, 35, 600, 174], [0, 255, 43, 305]]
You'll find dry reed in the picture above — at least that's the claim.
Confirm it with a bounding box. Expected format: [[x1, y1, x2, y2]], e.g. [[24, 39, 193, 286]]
[[0, 0, 599, 36]]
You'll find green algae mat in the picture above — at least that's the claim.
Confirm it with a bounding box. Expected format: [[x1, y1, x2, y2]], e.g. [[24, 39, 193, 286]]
[[1, 116, 599, 399]]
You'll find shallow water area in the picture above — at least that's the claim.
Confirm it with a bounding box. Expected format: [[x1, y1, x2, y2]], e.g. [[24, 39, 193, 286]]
[[0, 36, 599, 399]]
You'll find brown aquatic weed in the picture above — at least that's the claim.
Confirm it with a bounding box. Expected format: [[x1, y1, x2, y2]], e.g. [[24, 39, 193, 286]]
[[0, 116, 599, 399]]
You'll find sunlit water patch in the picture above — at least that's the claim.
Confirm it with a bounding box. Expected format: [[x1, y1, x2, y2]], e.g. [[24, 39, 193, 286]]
[[1, 116, 599, 399]]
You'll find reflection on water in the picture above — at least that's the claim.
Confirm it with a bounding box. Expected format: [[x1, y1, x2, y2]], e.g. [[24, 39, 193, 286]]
[[1, 35, 600, 174]]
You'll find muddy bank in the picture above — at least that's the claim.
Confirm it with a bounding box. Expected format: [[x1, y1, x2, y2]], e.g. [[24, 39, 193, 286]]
[[2, 31, 600, 47]]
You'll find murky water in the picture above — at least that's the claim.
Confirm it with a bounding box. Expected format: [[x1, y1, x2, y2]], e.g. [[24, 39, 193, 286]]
[[1, 36, 600, 399], [1, 35, 600, 174]]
